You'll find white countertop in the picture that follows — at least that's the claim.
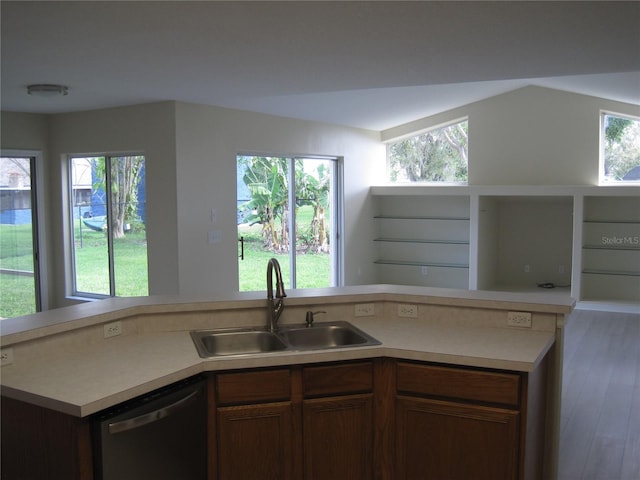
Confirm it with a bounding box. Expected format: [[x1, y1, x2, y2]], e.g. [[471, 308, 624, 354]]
[[0, 285, 571, 418], [0, 317, 555, 417]]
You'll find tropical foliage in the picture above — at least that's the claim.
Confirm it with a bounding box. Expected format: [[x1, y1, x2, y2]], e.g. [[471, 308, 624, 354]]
[[238, 156, 329, 253]]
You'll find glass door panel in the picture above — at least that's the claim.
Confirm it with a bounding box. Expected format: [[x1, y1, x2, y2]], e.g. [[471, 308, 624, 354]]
[[237, 155, 338, 292], [0, 156, 39, 317]]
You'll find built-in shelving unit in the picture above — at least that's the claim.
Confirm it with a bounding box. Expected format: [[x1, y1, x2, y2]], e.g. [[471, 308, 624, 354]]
[[581, 196, 640, 304], [370, 185, 640, 311], [372, 189, 470, 288], [477, 194, 574, 294]]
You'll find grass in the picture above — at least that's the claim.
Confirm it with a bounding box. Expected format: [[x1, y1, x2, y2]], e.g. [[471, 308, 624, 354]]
[[72, 221, 149, 296], [0, 222, 149, 318], [238, 205, 331, 291], [1, 224, 38, 317], [0, 206, 330, 317]]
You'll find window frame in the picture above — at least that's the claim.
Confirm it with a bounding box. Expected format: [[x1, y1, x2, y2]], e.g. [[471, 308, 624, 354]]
[[236, 153, 344, 291], [599, 110, 640, 185], [1, 149, 46, 314], [67, 153, 147, 300], [385, 117, 469, 185]]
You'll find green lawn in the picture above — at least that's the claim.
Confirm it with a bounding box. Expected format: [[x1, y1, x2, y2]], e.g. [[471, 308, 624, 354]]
[[0, 222, 149, 318], [238, 205, 331, 291], [1, 224, 38, 317], [1, 209, 330, 318]]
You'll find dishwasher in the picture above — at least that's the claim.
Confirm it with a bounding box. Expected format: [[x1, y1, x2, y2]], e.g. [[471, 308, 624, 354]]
[[92, 375, 207, 480]]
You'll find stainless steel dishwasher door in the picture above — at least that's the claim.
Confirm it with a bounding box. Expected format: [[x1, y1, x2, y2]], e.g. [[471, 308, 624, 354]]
[[93, 377, 207, 480]]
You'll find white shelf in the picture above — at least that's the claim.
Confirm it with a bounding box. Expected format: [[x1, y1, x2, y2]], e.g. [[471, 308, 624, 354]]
[[581, 196, 640, 304], [374, 259, 469, 268], [370, 185, 640, 309], [373, 194, 471, 289], [374, 238, 470, 245]]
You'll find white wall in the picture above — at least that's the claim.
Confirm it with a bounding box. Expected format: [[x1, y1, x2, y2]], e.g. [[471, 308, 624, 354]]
[[383, 86, 640, 185], [1, 102, 384, 306], [3, 86, 638, 308], [48, 102, 180, 301], [174, 102, 384, 295], [0, 112, 53, 307]]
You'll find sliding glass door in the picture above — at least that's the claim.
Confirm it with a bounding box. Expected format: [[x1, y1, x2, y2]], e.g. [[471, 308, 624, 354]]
[[237, 155, 341, 291], [0, 155, 41, 318]]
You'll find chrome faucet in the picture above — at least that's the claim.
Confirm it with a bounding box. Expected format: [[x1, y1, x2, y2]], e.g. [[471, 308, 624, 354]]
[[266, 258, 287, 332]]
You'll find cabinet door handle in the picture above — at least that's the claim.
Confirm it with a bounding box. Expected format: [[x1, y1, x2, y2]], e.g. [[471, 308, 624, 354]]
[[108, 389, 199, 434]]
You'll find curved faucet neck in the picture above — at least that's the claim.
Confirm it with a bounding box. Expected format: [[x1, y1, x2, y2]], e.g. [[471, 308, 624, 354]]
[[267, 258, 286, 332]]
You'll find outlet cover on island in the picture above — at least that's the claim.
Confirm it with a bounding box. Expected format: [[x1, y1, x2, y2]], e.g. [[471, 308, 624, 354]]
[[507, 311, 532, 328], [355, 303, 375, 317], [398, 304, 418, 318], [0, 348, 14, 366], [104, 321, 122, 338]]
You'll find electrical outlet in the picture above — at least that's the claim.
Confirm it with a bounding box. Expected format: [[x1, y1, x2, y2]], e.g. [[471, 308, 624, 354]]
[[421, 266, 429, 276], [398, 304, 418, 318], [524, 264, 531, 273], [354, 303, 375, 317], [104, 321, 122, 338], [0, 348, 14, 366], [507, 311, 532, 328]]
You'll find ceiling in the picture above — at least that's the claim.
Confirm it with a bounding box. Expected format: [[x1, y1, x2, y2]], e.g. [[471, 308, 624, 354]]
[[2, 1, 639, 131]]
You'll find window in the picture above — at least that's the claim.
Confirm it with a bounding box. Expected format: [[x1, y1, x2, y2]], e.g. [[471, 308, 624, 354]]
[[236, 155, 341, 291], [601, 112, 640, 183], [69, 155, 148, 298], [387, 118, 468, 183], [0, 154, 42, 317]]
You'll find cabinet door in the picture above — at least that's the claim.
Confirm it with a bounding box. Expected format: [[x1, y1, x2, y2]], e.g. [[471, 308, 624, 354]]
[[216, 402, 294, 480], [303, 394, 373, 480], [396, 396, 519, 480]]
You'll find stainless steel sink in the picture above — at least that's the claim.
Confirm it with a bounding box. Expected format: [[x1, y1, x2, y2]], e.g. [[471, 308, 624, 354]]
[[191, 321, 380, 357], [278, 322, 381, 350], [191, 328, 289, 357]]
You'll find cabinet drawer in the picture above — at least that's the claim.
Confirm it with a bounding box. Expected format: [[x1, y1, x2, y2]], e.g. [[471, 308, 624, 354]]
[[216, 369, 291, 405], [397, 362, 520, 407], [303, 361, 373, 397]]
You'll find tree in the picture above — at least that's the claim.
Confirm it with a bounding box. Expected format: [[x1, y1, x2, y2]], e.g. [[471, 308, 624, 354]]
[[603, 115, 640, 180], [94, 156, 144, 238], [295, 162, 330, 252], [239, 156, 290, 252], [389, 121, 468, 182], [238, 156, 330, 253]]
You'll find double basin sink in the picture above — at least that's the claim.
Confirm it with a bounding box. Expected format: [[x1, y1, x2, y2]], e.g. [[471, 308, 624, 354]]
[[191, 321, 381, 357]]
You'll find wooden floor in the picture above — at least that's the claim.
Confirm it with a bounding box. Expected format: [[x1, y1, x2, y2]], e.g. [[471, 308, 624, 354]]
[[558, 309, 640, 480]]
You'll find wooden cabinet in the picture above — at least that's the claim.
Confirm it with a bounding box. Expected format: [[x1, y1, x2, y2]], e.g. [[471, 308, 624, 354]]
[[212, 368, 298, 480], [1, 357, 548, 480], [394, 361, 546, 480], [216, 402, 295, 480], [302, 362, 374, 479], [0, 396, 93, 480], [210, 361, 375, 480], [396, 397, 519, 480]]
